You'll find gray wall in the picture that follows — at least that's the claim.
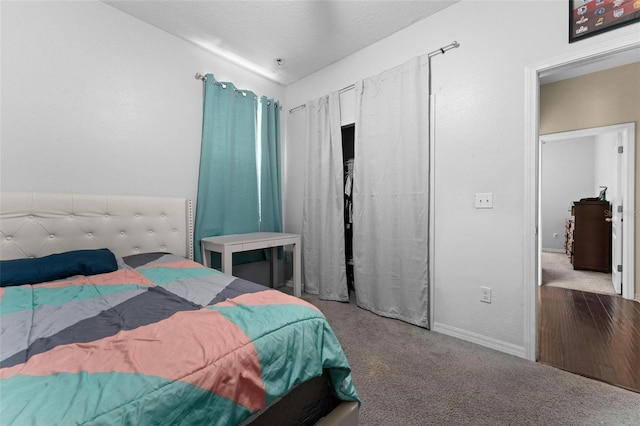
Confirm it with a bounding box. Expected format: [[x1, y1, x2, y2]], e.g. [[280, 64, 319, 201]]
[[541, 132, 620, 252], [541, 136, 595, 252], [594, 132, 619, 211]]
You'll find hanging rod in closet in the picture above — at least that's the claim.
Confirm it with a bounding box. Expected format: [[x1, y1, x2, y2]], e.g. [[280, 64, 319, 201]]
[[287, 40, 460, 114]]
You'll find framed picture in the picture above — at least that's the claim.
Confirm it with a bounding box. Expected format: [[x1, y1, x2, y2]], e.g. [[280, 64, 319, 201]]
[[569, 0, 640, 43]]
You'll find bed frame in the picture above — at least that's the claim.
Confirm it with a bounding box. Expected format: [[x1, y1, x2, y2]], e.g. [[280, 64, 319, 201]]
[[0, 192, 194, 261], [0, 192, 358, 425]]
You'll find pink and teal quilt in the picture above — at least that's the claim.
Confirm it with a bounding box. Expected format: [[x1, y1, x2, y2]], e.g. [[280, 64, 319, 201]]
[[0, 253, 359, 425]]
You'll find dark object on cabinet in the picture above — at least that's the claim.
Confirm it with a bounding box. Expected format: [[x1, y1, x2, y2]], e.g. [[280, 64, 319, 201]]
[[571, 200, 611, 273]]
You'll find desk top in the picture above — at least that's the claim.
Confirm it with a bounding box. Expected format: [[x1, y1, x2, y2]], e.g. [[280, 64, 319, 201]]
[[201, 232, 300, 246]]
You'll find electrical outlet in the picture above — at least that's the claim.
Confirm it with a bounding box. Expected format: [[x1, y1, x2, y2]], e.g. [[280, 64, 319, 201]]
[[480, 286, 492, 303], [553, 233, 558, 239], [474, 193, 493, 209]]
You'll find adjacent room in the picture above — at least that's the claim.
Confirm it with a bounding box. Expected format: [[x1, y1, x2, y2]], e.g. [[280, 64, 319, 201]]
[[1, 1, 639, 424]]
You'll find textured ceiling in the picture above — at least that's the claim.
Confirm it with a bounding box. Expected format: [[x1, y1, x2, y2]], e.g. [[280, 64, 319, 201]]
[[103, 0, 459, 85]]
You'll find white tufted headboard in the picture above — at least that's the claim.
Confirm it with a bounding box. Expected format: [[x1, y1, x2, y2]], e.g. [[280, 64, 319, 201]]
[[0, 192, 194, 261]]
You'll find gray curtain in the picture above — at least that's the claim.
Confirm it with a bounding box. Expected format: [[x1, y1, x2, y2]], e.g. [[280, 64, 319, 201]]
[[302, 92, 348, 301], [353, 57, 430, 327]]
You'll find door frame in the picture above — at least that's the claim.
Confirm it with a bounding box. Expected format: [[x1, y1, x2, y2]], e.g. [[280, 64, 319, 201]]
[[538, 124, 635, 298], [523, 33, 640, 362]]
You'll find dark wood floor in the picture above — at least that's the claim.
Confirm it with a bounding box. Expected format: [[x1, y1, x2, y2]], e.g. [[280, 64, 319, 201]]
[[538, 285, 640, 393]]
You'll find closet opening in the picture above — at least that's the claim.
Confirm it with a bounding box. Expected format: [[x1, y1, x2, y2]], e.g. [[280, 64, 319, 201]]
[[342, 124, 355, 293]]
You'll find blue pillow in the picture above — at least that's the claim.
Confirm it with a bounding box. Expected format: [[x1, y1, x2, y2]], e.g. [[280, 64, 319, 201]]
[[0, 249, 118, 287]]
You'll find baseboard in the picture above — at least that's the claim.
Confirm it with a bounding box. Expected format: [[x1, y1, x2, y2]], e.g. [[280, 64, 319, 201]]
[[542, 248, 566, 253], [432, 322, 526, 359]]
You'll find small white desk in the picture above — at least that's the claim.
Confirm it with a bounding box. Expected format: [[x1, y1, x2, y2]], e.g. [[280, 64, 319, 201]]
[[201, 232, 301, 297]]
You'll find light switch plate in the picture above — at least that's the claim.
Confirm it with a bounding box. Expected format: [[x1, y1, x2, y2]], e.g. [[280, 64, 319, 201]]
[[480, 286, 492, 303], [475, 193, 493, 209]]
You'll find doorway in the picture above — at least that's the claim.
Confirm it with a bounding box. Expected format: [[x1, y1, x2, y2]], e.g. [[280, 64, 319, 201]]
[[524, 36, 640, 389], [524, 38, 640, 361], [537, 124, 639, 392], [342, 124, 355, 293], [539, 124, 635, 298]]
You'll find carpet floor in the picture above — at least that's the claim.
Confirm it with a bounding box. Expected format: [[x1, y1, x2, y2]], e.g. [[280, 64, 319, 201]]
[[303, 292, 640, 425], [541, 251, 616, 295]]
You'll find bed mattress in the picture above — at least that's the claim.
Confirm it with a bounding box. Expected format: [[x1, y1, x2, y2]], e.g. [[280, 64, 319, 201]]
[[0, 252, 359, 425]]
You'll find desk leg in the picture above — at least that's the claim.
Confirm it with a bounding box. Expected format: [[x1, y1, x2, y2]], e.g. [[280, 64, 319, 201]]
[[202, 247, 210, 268], [293, 241, 301, 297], [271, 247, 278, 289], [221, 249, 233, 275]]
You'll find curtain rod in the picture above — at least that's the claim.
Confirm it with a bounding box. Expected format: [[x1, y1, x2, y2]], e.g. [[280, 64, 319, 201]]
[[195, 73, 282, 109], [427, 40, 460, 58], [288, 40, 460, 114], [288, 81, 355, 114]]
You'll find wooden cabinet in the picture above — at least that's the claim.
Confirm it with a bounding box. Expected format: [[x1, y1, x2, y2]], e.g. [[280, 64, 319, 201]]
[[571, 200, 611, 273]]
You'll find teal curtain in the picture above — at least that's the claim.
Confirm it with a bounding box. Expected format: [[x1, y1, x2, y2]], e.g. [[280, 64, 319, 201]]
[[194, 76, 282, 267], [194, 75, 259, 264], [259, 97, 283, 261], [259, 96, 283, 234]]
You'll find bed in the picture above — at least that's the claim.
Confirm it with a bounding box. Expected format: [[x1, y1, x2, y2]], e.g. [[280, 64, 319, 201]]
[[0, 192, 359, 425]]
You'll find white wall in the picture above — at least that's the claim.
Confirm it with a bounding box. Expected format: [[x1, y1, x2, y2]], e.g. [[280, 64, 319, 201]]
[[0, 0, 284, 202], [594, 132, 619, 207], [541, 137, 595, 252], [283, 0, 640, 356]]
